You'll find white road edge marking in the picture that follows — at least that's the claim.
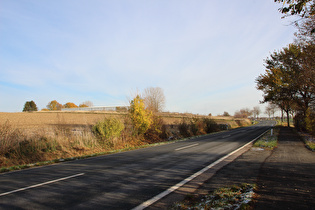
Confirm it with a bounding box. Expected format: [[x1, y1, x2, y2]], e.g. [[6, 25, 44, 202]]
[[175, 143, 199, 151], [0, 173, 85, 197], [132, 129, 271, 210]]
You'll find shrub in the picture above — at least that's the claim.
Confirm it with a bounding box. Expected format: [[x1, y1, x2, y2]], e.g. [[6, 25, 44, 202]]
[[193, 118, 207, 135], [92, 118, 124, 142], [189, 118, 199, 136], [178, 118, 192, 138], [129, 95, 152, 135], [203, 118, 220, 133], [144, 115, 165, 143]]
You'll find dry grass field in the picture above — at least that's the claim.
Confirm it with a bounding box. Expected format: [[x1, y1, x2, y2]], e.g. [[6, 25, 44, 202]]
[[0, 111, 124, 129], [0, 111, 251, 170], [0, 111, 248, 130]]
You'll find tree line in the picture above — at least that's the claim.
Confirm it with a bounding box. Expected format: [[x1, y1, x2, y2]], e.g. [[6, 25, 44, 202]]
[[22, 87, 165, 112], [22, 100, 93, 112], [256, 0, 315, 134]]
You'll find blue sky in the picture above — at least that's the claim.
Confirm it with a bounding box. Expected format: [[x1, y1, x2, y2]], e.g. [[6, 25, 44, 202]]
[[0, 0, 296, 115]]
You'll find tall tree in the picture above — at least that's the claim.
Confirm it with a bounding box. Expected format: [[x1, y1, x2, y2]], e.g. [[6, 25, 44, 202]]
[[64, 102, 78, 108], [47, 100, 63, 111], [252, 106, 261, 119], [256, 44, 314, 126], [265, 103, 278, 119], [23, 100, 38, 112]]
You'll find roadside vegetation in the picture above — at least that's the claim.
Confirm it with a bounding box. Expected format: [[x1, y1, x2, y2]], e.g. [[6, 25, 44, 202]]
[[0, 114, 245, 172], [0, 87, 252, 172], [298, 131, 315, 151], [172, 183, 257, 210], [253, 127, 279, 150]]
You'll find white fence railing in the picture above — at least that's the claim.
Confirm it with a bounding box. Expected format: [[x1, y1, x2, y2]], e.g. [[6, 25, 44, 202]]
[[61, 106, 129, 112]]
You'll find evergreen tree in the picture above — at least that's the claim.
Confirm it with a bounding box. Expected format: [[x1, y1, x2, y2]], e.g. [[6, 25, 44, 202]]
[[23, 100, 38, 112]]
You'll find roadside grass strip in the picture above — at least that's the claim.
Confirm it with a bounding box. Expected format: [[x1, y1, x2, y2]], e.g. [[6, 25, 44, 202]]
[[0, 144, 165, 173], [0, 131, 224, 174], [305, 140, 315, 151], [253, 128, 279, 150], [298, 131, 315, 151], [172, 183, 257, 210]]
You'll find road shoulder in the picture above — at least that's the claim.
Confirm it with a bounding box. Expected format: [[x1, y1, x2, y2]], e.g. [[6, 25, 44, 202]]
[[147, 139, 270, 209], [255, 127, 315, 209]]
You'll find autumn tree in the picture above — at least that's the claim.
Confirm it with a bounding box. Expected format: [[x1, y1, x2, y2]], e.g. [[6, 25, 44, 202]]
[[234, 108, 252, 118], [47, 100, 63, 111], [64, 102, 78, 108], [143, 87, 165, 113], [79, 101, 93, 107], [275, 0, 315, 41], [256, 43, 314, 127], [256, 46, 295, 126], [252, 106, 261, 119], [23, 100, 38, 112], [257, 0, 315, 129], [129, 95, 152, 135]]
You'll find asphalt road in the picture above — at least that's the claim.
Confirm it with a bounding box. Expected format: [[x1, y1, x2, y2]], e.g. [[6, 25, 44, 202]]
[[0, 121, 274, 210]]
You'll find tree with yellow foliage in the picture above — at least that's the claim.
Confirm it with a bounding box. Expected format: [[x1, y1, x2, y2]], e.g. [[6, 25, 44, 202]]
[[47, 100, 63, 111], [129, 95, 152, 135], [64, 102, 78, 108]]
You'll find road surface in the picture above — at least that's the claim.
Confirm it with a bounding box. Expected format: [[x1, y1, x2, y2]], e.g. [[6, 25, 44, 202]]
[[0, 121, 274, 209]]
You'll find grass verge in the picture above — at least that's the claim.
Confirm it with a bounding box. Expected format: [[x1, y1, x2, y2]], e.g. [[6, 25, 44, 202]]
[[172, 183, 257, 210], [297, 131, 315, 151], [305, 141, 315, 151], [253, 127, 279, 150], [0, 130, 225, 174]]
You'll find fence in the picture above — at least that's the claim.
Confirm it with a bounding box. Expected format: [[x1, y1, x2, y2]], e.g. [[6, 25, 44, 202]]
[[61, 106, 129, 112]]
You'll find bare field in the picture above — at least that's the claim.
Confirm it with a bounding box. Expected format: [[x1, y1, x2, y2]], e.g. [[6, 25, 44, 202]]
[[0, 111, 250, 169], [0, 111, 248, 129], [0, 112, 245, 128], [0, 112, 124, 129]]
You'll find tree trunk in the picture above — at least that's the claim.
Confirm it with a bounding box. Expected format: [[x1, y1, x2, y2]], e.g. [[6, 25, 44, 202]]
[[281, 109, 284, 123], [286, 110, 290, 127]]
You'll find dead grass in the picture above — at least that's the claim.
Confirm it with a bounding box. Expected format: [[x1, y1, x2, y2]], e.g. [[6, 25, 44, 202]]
[[0, 112, 248, 129], [0, 112, 251, 170]]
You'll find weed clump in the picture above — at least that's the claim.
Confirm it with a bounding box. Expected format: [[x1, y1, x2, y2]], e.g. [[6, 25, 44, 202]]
[[172, 183, 256, 210]]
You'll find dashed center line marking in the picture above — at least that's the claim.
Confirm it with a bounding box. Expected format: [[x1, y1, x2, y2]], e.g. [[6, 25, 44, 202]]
[[175, 143, 199, 151], [0, 173, 85, 197]]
